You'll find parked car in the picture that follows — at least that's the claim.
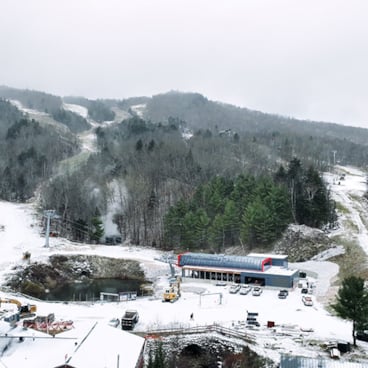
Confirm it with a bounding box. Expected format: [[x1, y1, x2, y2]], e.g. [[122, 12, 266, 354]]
[[229, 284, 241, 294], [278, 290, 288, 299], [239, 285, 251, 295], [252, 286, 263, 296], [108, 318, 120, 328], [302, 296, 313, 306]]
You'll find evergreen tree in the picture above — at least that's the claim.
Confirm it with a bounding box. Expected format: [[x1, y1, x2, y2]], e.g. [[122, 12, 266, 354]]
[[266, 184, 292, 239], [273, 164, 288, 184], [164, 200, 188, 248], [230, 174, 256, 214], [153, 341, 166, 368], [331, 276, 368, 346], [147, 349, 154, 368], [241, 198, 264, 248], [278, 158, 335, 228], [193, 208, 210, 248], [148, 139, 156, 152], [181, 211, 197, 249], [136, 139, 143, 151], [240, 188, 288, 248], [90, 208, 104, 243], [209, 214, 225, 252], [303, 166, 330, 227], [222, 199, 240, 246], [203, 177, 233, 218]]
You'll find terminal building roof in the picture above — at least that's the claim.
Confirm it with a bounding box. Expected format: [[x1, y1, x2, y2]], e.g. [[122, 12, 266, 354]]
[[178, 252, 272, 272]]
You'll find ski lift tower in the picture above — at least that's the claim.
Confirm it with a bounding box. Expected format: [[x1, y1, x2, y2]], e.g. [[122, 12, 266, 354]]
[[332, 150, 337, 167], [43, 210, 56, 248], [154, 253, 177, 278]]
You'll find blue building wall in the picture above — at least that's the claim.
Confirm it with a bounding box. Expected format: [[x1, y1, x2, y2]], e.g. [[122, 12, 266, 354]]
[[270, 257, 288, 268], [240, 271, 297, 288]]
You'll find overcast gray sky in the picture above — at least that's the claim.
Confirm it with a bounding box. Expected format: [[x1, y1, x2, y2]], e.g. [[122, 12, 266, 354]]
[[1, 0, 367, 128]]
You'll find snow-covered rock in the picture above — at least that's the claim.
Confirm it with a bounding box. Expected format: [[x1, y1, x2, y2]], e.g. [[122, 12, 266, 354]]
[[274, 224, 331, 262]]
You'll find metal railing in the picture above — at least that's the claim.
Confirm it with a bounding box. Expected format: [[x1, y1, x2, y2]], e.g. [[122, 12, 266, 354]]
[[136, 323, 255, 344]]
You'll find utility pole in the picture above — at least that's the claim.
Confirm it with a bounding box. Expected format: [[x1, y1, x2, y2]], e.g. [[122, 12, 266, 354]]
[[43, 210, 56, 248]]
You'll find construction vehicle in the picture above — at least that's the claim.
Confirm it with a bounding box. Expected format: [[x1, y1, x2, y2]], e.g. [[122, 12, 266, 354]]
[[121, 310, 139, 330], [155, 255, 181, 303], [0, 298, 37, 318], [162, 276, 181, 303]]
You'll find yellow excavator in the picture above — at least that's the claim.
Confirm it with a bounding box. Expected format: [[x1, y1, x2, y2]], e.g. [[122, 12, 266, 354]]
[[162, 277, 181, 303], [0, 298, 37, 318]]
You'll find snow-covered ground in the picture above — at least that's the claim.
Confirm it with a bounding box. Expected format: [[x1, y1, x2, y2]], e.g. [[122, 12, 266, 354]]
[[63, 103, 89, 119], [130, 104, 146, 117], [0, 166, 368, 367], [8, 100, 49, 117], [324, 166, 368, 258]]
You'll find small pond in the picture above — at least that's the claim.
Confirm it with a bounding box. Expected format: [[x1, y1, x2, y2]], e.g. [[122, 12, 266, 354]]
[[44, 278, 145, 302]]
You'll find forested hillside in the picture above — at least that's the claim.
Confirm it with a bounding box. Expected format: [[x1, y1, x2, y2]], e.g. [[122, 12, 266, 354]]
[[0, 86, 365, 251], [143, 92, 368, 167], [0, 99, 79, 200], [40, 117, 335, 250], [0, 85, 63, 112], [165, 158, 335, 252], [63, 96, 116, 122], [0, 86, 91, 133]]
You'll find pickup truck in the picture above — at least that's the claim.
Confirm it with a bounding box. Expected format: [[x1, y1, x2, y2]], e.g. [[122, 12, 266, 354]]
[[121, 310, 139, 330]]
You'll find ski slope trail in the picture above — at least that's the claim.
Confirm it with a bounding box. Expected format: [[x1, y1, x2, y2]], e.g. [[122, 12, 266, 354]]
[[325, 166, 368, 258]]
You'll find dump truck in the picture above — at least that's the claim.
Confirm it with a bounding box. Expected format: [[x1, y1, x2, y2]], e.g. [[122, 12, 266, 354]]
[[121, 310, 139, 330]]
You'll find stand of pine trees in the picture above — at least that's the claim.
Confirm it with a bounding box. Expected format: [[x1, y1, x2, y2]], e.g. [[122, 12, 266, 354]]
[[164, 158, 335, 251]]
